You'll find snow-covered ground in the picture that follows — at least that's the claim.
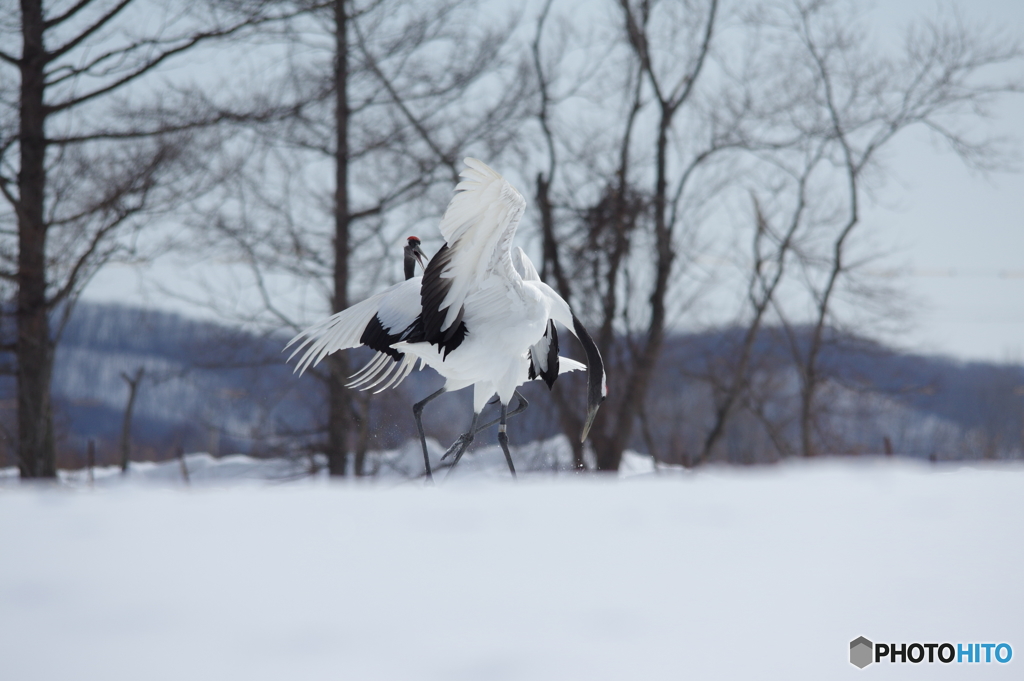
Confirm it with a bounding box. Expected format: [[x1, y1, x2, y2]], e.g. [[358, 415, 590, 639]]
[[1, 444, 1022, 680]]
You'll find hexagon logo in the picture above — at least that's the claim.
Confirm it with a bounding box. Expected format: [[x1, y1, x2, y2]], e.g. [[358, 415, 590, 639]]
[[850, 637, 873, 668]]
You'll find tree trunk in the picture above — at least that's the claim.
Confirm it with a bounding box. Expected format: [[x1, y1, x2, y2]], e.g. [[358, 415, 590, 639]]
[[352, 394, 370, 476], [327, 0, 351, 476], [700, 186, 811, 463], [594, 112, 674, 471], [86, 439, 95, 485], [798, 355, 818, 457], [535, 173, 585, 469], [536, 174, 572, 301], [800, 176, 859, 458], [16, 0, 56, 479], [120, 368, 145, 473]]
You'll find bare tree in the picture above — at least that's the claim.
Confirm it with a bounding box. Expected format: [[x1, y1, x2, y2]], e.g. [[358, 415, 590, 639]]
[[532, 0, 754, 470], [691, 0, 1022, 461], [527, 0, 1021, 469], [0, 0, 291, 477], [698, 144, 825, 462], [775, 1, 1023, 456]]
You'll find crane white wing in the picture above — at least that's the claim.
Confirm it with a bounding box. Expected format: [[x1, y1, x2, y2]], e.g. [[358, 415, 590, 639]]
[[558, 358, 585, 374], [286, 278, 421, 377], [514, 247, 565, 388], [511, 246, 540, 282], [429, 158, 526, 332]]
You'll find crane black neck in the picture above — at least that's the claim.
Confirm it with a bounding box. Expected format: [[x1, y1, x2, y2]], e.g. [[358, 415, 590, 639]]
[[403, 248, 417, 280]]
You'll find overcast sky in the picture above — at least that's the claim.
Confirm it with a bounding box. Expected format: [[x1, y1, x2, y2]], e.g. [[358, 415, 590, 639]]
[[81, 0, 1024, 364], [860, 0, 1024, 363]]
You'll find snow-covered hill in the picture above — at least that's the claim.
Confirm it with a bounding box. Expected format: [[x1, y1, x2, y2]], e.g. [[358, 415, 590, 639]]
[[4, 301, 1019, 469]]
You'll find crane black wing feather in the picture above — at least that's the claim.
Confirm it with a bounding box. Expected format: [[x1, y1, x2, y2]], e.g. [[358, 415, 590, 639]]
[[419, 243, 468, 358], [528, 321, 560, 390], [359, 315, 404, 360]]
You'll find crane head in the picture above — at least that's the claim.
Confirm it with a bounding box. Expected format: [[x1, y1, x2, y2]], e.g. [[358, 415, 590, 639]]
[[404, 236, 427, 279], [406, 236, 426, 267]]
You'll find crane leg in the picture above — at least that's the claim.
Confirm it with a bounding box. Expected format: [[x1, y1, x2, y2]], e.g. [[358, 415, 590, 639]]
[[497, 402, 517, 480], [467, 391, 529, 436], [440, 391, 528, 478], [444, 412, 481, 481], [413, 388, 446, 483]]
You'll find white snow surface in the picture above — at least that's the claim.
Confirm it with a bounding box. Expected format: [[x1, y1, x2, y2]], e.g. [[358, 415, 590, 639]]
[[1, 445, 1022, 680]]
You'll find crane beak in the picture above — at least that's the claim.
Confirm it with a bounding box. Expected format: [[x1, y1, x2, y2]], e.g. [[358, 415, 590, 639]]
[[412, 244, 427, 271], [572, 314, 606, 443]]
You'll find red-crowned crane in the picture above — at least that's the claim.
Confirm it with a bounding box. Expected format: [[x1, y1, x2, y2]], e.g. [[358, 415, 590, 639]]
[[287, 159, 606, 480]]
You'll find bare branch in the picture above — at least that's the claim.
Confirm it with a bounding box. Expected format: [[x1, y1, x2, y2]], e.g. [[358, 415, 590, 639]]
[[46, 35, 199, 87], [44, 0, 97, 29], [351, 15, 458, 179], [45, 0, 136, 63], [49, 104, 299, 146], [47, 208, 132, 309], [46, 19, 270, 114], [667, 0, 718, 108], [0, 174, 21, 217], [532, 0, 557, 184], [619, 0, 664, 103]]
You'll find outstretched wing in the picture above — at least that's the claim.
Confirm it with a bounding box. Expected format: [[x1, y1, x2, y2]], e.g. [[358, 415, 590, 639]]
[[286, 278, 421, 384], [420, 158, 526, 345], [347, 278, 423, 393]]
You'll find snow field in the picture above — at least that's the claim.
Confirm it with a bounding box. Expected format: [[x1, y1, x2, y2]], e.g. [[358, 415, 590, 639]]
[[1, 457, 1022, 680]]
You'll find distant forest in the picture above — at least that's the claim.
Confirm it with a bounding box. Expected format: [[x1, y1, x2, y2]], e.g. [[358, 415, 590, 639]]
[[1, 302, 1018, 473]]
